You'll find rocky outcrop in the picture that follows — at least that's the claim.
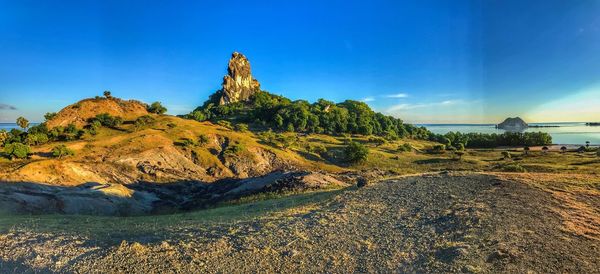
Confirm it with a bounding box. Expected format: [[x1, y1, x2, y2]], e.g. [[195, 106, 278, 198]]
[[218, 52, 261, 105], [497, 117, 528, 131]]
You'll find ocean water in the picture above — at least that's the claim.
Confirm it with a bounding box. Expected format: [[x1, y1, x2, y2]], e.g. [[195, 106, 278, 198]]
[[2, 122, 599, 145], [420, 122, 600, 145]]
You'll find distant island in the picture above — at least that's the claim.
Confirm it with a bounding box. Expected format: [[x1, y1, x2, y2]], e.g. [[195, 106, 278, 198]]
[[586, 122, 600, 126], [496, 117, 528, 130], [496, 117, 560, 130]]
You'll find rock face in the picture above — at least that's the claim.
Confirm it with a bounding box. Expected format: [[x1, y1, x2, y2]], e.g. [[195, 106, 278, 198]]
[[497, 117, 528, 131], [218, 52, 261, 105]]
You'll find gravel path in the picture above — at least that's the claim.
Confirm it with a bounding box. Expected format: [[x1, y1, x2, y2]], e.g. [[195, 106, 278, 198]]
[[1, 173, 599, 273]]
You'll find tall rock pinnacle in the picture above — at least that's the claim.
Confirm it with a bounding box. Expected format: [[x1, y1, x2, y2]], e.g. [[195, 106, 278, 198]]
[[218, 52, 261, 105]]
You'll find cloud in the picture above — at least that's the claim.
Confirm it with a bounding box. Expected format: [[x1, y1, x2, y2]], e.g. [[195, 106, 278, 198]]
[[386, 99, 466, 112], [0, 103, 17, 110], [361, 97, 375, 102], [385, 93, 408, 98]]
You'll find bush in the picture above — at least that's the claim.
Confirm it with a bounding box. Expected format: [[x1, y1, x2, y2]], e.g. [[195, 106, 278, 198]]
[[307, 143, 327, 155], [217, 120, 233, 129], [0, 130, 7, 145], [344, 142, 369, 163], [431, 144, 446, 153], [398, 143, 412, 152], [133, 115, 155, 130], [223, 142, 245, 156], [3, 142, 30, 159], [502, 151, 511, 159], [198, 134, 210, 146], [502, 164, 526, 172], [90, 113, 123, 128], [147, 101, 167, 114], [456, 143, 465, 151], [51, 144, 75, 158], [44, 112, 57, 121], [234, 123, 249, 132], [25, 133, 49, 146], [367, 136, 386, 146]]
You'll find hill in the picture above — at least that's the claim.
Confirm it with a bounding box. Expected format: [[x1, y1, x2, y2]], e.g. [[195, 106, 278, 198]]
[[45, 96, 149, 129]]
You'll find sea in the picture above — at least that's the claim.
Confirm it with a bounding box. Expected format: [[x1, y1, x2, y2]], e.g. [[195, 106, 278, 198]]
[[419, 122, 600, 145], [2, 122, 599, 145]]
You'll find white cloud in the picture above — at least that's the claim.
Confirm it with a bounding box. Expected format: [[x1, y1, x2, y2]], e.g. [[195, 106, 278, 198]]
[[361, 96, 375, 102], [386, 99, 463, 112], [385, 93, 408, 98]]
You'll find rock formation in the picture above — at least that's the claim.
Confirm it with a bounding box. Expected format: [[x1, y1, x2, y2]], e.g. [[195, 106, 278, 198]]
[[218, 52, 261, 105], [496, 117, 528, 131]]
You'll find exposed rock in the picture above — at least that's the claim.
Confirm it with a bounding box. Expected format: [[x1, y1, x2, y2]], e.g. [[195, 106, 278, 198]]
[[496, 117, 528, 131], [218, 52, 261, 105]]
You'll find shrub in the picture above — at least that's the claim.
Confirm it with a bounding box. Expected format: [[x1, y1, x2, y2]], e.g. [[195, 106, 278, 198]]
[[189, 110, 207, 122], [44, 112, 57, 121], [223, 142, 245, 156], [91, 113, 123, 128], [51, 144, 75, 158], [523, 146, 530, 155], [367, 136, 386, 147], [0, 130, 7, 145], [198, 134, 210, 146], [166, 122, 176, 128], [176, 138, 196, 147], [431, 144, 446, 153], [134, 115, 155, 130], [87, 120, 102, 135], [103, 90, 112, 98], [344, 142, 369, 163], [147, 101, 167, 114], [577, 146, 587, 153], [25, 133, 49, 146], [502, 164, 526, 172], [3, 142, 30, 159], [597, 149, 600, 157], [456, 143, 465, 151], [308, 143, 327, 155], [217, 120, 233, 129], [398, 143, 413, 152], [502, 151, 511, 159], [234, 123, 249, 132]]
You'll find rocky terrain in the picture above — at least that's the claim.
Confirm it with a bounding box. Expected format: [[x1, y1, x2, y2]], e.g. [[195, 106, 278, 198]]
[[1, 173, 598, 273]]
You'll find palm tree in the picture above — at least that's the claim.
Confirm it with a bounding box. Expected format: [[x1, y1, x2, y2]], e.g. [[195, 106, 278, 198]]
[[560, 146, 567, 153], [542, 146, 549, 154]]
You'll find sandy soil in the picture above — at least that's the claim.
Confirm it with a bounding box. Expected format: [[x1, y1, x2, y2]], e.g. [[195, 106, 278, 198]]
[[1, 173, 599, 273]]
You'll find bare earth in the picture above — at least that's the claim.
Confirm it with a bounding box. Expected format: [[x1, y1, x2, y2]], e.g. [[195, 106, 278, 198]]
[[1, 173, 599, 273]]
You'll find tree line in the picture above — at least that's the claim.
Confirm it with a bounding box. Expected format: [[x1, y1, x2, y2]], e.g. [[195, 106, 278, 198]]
[[185, 91, 432, 140]]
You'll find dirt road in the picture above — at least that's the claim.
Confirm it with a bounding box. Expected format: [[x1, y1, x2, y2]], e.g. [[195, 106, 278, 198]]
[[1, 173, 599, 273]]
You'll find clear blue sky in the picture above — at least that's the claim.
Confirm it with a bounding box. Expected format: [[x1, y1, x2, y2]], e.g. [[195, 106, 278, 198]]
[[1, 0, 599, 123]]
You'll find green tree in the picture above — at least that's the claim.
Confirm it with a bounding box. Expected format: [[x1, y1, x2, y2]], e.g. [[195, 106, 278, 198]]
[[16, 117, 29, 130], [44, 112, 57, 121], [0, 130, 8, 145], [51, 144, 75, 158], [147, 101, 167, 114], [344, 142, 369, 163], [103, 90, 112, 98], [25, 133, 49, 146], [560, 146, 567, 153], [3, 142, 30, 159]]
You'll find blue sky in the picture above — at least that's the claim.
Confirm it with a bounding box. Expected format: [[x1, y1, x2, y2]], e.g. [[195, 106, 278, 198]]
[[0, 0, 599, 123]]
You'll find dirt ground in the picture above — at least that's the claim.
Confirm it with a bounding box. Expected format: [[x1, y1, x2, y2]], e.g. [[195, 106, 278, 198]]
[[1, 173, 599, 273]]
